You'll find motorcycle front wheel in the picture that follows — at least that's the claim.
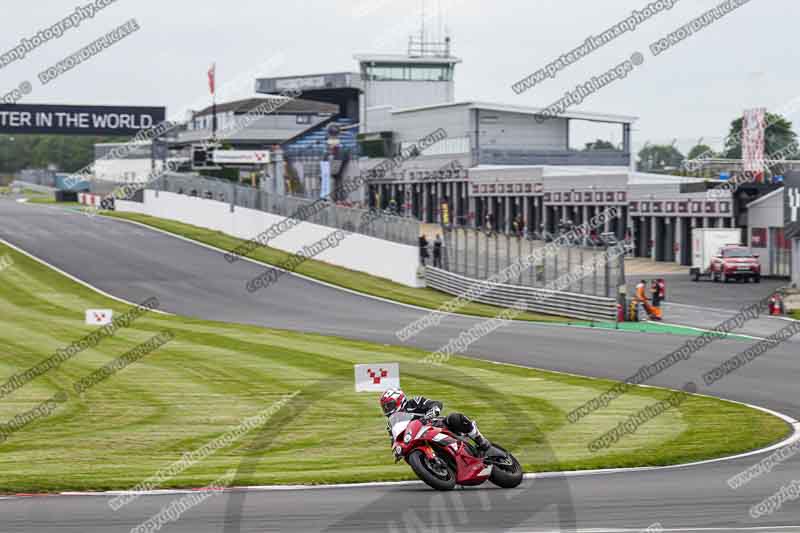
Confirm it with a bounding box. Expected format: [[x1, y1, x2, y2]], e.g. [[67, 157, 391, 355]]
[[489, 452, 524, 488], [408, 450, 456, 491]]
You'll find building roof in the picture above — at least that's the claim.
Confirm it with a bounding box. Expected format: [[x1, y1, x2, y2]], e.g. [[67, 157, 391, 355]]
[[474, 164, 629, 175], [747, 186, 785, 208], [354, 54, 462, 65], [628, 172, 708, 185], [193, 97, 338, 118], [391, 101, 637, 124]]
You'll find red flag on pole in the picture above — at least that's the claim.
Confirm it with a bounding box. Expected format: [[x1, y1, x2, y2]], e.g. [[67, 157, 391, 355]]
[[208, 63, 216, 95]]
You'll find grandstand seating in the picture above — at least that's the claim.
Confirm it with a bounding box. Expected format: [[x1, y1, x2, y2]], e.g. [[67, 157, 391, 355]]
[[282, 116, 358, 156]]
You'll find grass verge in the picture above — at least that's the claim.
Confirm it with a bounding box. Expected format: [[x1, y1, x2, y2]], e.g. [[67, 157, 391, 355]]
[[101, 211, 572, 324], [0, 240, 791, 492], [98, 210, 755, 339]]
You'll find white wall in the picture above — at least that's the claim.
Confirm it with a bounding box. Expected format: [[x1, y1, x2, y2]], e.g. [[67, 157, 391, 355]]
[[747, 191, 785, 276], [116, 191, 424, 287], [480, 111, 568, 152]]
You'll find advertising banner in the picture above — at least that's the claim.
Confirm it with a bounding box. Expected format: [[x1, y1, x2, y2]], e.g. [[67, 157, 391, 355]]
[[320, 160, 331, 198], [211, 150, 270, 164], [742, 108, 766, 182], [785, 172, 800, 239], [0, 104, 166, 136]]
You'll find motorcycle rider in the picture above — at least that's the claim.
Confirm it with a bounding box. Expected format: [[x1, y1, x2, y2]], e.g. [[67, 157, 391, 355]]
[[380, 388, 491, 453]]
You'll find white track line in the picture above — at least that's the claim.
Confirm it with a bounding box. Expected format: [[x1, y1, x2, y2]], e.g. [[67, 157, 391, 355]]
[[29, 203, 780, 340], [0, 522, 751, 533], [656, 321, 766, 341], [1, 205, 797, 499], [0, 236, 172, 316], [18, 416, 799, 498], [669, 302, 797, 323], [93, 211, 758, 340]]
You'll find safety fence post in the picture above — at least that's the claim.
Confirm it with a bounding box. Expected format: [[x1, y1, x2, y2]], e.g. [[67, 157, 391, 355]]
[[553, 249, 558, 289], [506, 233, 512, 282], [528, 239, 535, 287], [474, 230, 479, 279], [463, 228, 469, 278], [494, 232, 499, 276], [567, 245, 573, 293]]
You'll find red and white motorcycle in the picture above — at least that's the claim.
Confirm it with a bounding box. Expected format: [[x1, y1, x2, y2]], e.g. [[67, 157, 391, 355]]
[[388, 412, 524, 491]]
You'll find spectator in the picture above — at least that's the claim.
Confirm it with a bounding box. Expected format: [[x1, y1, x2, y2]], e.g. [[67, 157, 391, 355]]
[[433, 234, 443, 267], [419, 234, 429, 266], [651, 279, 662, 307]]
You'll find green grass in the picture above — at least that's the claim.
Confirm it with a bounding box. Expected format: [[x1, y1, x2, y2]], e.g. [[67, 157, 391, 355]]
[[26, 198, 79, 206], [0, 241, 791, 492], [102, 211, 573, 324]]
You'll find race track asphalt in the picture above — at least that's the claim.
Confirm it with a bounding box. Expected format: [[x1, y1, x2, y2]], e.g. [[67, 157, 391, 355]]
[[1, 200, 799, 532], [625, 274, 792, 340]]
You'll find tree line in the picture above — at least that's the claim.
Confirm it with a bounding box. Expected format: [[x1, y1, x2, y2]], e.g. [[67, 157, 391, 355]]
[[0, 134, 126, 174], [637, 112, 797, 173]]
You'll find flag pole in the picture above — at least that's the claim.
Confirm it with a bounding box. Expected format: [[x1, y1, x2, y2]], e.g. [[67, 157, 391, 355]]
[[209, 62, 217, 142], [212, 66, 217, 141]]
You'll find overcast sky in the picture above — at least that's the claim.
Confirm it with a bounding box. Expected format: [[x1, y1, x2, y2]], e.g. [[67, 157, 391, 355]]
[[2, 0, 797, 153]]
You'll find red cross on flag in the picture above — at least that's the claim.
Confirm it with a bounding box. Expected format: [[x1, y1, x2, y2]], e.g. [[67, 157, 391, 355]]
[[354, 363, 400, 392], [85, 309, 113, 326]]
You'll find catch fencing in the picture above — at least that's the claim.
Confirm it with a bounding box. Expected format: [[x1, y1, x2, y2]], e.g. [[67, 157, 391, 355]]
[[425, 267, 618, 321], [141, 173, 420, 246], [438, 228, 625, 298]]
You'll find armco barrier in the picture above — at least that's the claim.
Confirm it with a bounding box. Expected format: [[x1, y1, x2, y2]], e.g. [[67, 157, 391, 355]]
[[425, 267, 618, 321]]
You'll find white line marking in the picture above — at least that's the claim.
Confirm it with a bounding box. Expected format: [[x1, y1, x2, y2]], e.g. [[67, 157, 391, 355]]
[[98, 212, 746, 340], [669, 302, 797, 326], [20, 417, 799, 498], [515, 527, 800, 532], [0, 237, 172, 316], [3, 205, 797, 499], [657, 321, 765, 341]]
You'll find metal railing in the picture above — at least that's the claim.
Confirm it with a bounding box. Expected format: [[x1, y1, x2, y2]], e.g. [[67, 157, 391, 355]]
[[425, 267, 618, 321], [437, 227, 624, 299], [149, 173, 421, 246]]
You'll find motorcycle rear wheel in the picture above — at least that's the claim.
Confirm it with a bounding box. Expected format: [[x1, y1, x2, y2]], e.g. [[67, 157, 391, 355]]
[[489, 452, 523, 488], [408, 450, 456, 491]]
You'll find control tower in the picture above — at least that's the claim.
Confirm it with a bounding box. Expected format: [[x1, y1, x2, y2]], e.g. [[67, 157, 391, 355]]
[[355, 36, 461, 133]]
